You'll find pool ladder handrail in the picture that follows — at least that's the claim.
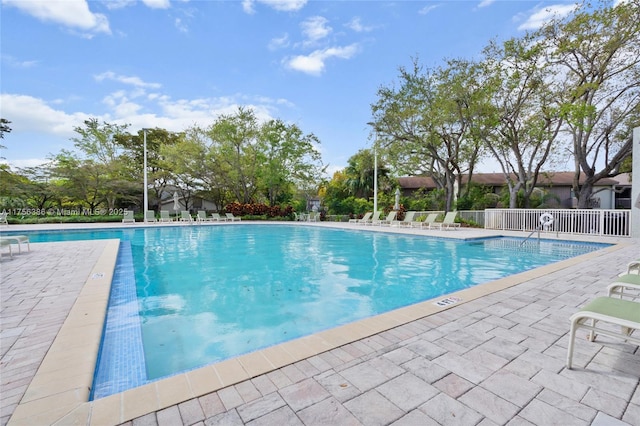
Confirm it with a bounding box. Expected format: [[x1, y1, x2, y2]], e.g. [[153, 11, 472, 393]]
[[520, 223, 544, 246]]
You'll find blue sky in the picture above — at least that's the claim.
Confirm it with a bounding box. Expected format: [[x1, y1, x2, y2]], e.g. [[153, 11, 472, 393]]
[[1, 0, 583, 175]]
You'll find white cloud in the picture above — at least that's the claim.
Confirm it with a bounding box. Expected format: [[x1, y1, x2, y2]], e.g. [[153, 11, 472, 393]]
[[518, 4, 578, 31], [242, 0, 307, 14], [142, 0, 171, 9], [346, 17, 373, 33], [268, 33, 290, 50], [1, 54, 38, 68], [0, 93, 91, 138], [175, 17, 188, 33], [285, 44, 359, 76], [301, 16, 332, 43], [418, 5, 439, 15], [2, 0, 110, 35], [478, 0, 495, 8], [94, 72, 162, 89]]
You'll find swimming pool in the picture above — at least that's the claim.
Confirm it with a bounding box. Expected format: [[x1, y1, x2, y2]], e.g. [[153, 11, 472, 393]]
[[10, 225, 609, 399]]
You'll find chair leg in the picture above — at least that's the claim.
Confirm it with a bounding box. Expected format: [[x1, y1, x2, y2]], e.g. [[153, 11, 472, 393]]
[[567, 320, 578, 369]]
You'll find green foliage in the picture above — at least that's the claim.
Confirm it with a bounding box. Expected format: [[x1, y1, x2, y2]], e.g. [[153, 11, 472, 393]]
[[456, 184, 499, 210], [404, 188, 446, 211], [224, 202, 295, 218]]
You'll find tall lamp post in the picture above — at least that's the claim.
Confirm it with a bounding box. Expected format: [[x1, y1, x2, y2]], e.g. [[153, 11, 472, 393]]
[[142, 128, 151, 223], [373, 136, 378, 217]]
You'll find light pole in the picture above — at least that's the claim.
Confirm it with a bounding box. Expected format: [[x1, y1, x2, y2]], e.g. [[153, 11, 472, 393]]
[[142, 128, 151, 223], [373, 136, 378, 216]]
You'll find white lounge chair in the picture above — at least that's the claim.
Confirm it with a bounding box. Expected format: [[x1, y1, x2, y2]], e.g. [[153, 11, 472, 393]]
[[159, 211, 173, 222], [608, 274, 640, 301], [396, 211, 416, 227], [0, 235, 30, 253], [1, 238, 12, 257], [412, 213, 439, 229], [210, 213, 228, 222], [377, 211, 397, 226], [431, 212, 460, 230], [196, 211, 211, 223], [363, 211, 382, 226], [566, 296, 640, 369], [122, 211, 135, 223], [0, 212, 8, 226], [180, 211, 194, 223], [145, 211, 157, 222], [351, 212, 372, 225], [225, 213, 241, 222]]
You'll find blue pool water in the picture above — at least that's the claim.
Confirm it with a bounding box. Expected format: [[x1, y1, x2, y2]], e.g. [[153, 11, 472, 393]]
[[9, 225, 609, 399]]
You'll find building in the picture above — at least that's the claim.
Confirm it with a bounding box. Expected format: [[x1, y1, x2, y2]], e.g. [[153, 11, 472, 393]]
[[397, 172, 631, 209]]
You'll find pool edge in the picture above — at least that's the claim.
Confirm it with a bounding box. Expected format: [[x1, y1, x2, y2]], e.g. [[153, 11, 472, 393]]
[[7, 234, 629, 426]]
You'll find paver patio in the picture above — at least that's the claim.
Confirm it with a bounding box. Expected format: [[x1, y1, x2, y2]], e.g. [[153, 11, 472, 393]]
[[0, 223, 638, 425]]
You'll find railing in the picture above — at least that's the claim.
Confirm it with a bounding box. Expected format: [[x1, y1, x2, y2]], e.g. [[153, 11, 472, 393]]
[[484, 208, 631, 237]]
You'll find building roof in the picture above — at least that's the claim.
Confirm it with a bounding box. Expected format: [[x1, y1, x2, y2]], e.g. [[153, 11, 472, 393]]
[[397, 172, 625, 190]]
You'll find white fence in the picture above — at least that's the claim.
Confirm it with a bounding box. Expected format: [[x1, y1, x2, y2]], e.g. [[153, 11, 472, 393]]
[[484, 208, 631, 237]]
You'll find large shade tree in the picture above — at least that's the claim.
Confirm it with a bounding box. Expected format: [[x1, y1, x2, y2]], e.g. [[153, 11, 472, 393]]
[[541, 0, 640, 208]]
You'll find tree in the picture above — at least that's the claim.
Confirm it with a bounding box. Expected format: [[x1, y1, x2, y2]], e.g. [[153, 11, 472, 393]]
[[541, 1, 640, 208], [206, 108, 263, 204], [0, 118, 11, 155], [344, 149, 390, 200], [371, 58, 487, 212], [481, 34, 564, 208]]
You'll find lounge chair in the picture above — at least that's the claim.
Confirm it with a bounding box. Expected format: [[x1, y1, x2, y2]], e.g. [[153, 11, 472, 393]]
[[145, 211, 157, 222], [566, 296, 640, 369], [1, 238, 12, 257], [122, 211, 135, 223], [0, 235, 30, 253], [308, 212, 319, 222], [196, 211, 211, 223], [351, 212, 372, 225], [180, 211, 193, 223], [363, 211, 382, 226], [159, 211, 174, 222], [431, 211, 460, 230], [376, 211, 397, 226], [412, 213, 439, 229], [396, 211, 416, 227], [0, 212, 8, 226], [210, 213, 227, 222], [225, 213, 241, 222], [608, 274, 640, 301]]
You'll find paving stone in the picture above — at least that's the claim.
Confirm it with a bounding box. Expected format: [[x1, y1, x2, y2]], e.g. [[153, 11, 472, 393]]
[[402, 356, 450, 384], [251, 375, 278, 396], [217, 387, 245, 410], [581, 387, 629, 419], [458, 385, 520, 425], [390, 409, 440, 426], [156, 406, 182, 426], [204, 409, 243, 426], [536, 388, 598, 422], [519, 398, 590, 426], [480, 370, 542, 407], [340, 360, 397, 392], [278, 377, 331, 412], [178, 398, 205, 425], [131, 412, 158, 426], [245, 406, 303, 426], [418, 392, 483, 426], [622, 401, 640, 425], [235, 380, 262, 403], [344, 389, 404, 426], [382, 347, 418, 365], [433, 373, 474, 398], [591, 412, 630, 426], [315, 372, 361, 403], [237, 392, 286, 423], [376, 372, 439, 411], [198, 393, 226, 419], [296, 396, 361, 426], [403, 338, 448, 360], [432, 351, 494, 384]]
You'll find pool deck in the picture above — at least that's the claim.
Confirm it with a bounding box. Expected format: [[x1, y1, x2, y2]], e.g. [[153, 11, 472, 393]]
[[1, 221, 639, 426]]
